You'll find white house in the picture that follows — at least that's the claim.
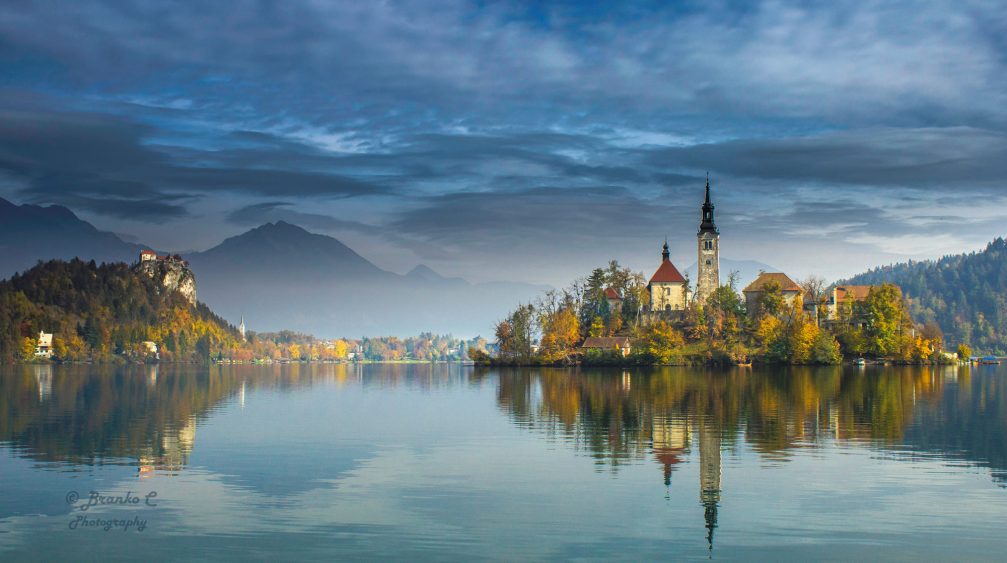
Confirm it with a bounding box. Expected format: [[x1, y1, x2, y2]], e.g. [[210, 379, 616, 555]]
[[35, 331, 53, 358]]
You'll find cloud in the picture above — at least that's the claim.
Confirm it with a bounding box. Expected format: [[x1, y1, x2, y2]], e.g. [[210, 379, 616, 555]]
[[226, 201, 385, 235], [2, 0, 1007, 282], [649, 127, 1007, 189], [3, 1, 1005, 129], [0, 108, 392, 220]]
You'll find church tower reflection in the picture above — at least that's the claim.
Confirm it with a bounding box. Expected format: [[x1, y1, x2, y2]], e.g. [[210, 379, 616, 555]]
[[698, 419, 721, 552], [652, 413, 723, 551]]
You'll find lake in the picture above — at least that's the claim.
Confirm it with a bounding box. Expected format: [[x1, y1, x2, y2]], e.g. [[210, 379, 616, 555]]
[[1, 363, 1006, 561]]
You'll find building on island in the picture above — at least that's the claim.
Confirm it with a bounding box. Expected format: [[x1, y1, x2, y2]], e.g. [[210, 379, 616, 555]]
[[34, 331, 53, 358], [239, 316, 247, 341], [648, 241, 688, 314], [695, 174, 721, 304], [742, 272, 802, 315], [581, 336, 633, 357], [604, 288, 623, 314], [805, 284, 900, 326]]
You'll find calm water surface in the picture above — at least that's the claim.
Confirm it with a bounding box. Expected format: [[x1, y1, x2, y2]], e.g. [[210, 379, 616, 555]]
[[1, 364, 1006, 561]]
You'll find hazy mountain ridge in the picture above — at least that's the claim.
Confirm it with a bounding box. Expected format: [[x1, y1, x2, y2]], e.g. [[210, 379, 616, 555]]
[[186, 221, 548, 337], [0, 197, 144, 278], [843, 237, 1007, 353], [0, 200, 546, 337]]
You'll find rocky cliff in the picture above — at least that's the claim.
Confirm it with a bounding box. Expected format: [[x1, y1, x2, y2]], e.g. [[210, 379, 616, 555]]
[[134, 258, 197, 305]]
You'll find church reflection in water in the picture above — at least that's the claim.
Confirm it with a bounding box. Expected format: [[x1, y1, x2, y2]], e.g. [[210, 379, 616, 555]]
[[0, 362, 1005, 550], [489, 364, 1005, 551]]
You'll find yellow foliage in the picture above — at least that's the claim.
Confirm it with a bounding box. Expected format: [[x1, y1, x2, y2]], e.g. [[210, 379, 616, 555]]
[[755, 316, 782, 347]]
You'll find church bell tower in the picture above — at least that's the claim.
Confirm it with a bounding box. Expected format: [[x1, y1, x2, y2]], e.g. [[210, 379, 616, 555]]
[[696, 174, 720, 303]]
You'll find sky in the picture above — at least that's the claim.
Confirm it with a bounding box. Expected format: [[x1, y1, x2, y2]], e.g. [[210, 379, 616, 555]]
[[1, 0, 1006, 286]]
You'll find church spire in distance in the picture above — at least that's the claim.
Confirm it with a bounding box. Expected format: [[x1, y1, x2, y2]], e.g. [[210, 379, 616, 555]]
[[699, 172, 718, 234], [662, 239, 670, 261]]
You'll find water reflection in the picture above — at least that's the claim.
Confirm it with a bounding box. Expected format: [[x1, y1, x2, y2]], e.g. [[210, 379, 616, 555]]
[[484, 366, 999, 472], [0, 363, 1005, 558], [0, 364, 1003, 479]]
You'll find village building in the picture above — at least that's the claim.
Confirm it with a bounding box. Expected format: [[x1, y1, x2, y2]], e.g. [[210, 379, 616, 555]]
[[581, 336, 633, 357], [142, 341, 159, 359], [807, 284, 901, 326], [34, 331, 53, 358], [604, 288, 623, 314], [742, 272, 802, 315], [695, 175, 721, 304], [648, 242, 688, 314]]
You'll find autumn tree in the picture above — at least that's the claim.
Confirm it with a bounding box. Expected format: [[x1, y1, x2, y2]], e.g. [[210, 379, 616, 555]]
[[638, 321, 685, 364]]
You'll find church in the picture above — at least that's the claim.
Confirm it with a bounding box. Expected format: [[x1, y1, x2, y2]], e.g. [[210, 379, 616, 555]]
[[647, 176, 720, 313]]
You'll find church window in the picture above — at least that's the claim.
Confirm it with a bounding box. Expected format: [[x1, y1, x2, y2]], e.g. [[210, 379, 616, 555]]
[[706, 259, 711, 266]]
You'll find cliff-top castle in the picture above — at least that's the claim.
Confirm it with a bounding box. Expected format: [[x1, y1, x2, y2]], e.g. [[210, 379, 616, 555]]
[[134, 250, 197, 305]]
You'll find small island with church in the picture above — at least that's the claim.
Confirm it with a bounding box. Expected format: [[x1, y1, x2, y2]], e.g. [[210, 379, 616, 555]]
[[480, 176, 953, 366]]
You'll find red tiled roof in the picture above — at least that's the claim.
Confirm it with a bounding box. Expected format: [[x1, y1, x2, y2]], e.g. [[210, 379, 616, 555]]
[[604, 287, 621, 300], [743, 272, 801, 293], [649, 259, 686, 284]]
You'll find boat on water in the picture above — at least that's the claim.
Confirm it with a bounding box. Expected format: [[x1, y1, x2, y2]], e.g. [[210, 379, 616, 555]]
[[854, 358, 867, 366], [979, 355, 1000, 365]]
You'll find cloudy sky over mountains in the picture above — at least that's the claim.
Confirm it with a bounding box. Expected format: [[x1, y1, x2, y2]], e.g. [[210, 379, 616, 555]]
[[1, 0, 1005, 285]]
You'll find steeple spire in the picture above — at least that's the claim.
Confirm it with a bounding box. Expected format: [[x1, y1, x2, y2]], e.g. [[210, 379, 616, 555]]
[[699, 174, 718, 234], [662, 240, 670, 261]]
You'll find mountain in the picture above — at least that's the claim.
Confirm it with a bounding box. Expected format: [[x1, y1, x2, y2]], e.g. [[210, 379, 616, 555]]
[[405, 264, 467, 286], [0, 197, 142, 278], [187, 222, 548, 338], [842, 237, 1007, 353], [684, 258, 777, 291], [191, 221, 391, 281]]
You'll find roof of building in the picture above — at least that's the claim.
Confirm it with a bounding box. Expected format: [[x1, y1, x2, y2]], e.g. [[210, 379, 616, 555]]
[[835, 285, 872, 302], [604, 287, 622, 300], [649, 259, 686, 284], [582, 336, 632, 349], [834, 284, 900, 303], [37, 332, 52, 346], [743, 272, 801, 293]]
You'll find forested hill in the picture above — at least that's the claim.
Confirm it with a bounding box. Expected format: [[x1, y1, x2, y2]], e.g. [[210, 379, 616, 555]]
[[843, 238, 1007, 354], [0, 259, 241, 363]]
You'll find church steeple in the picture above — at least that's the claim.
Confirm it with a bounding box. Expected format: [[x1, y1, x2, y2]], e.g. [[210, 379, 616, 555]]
[[699, 173, 718, 234], [661, 240, 670, 261], [695, 174, 721, 304]]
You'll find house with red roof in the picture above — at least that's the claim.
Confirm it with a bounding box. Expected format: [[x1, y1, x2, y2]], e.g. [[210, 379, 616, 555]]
[[648, 241, 688, 313]]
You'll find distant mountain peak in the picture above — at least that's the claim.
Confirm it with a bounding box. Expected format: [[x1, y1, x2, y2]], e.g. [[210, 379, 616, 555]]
[[407, 264, 441, 278], [191, 221, 389, 280], [406, 264, 469, 285], [0, 197, 142, 279]]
